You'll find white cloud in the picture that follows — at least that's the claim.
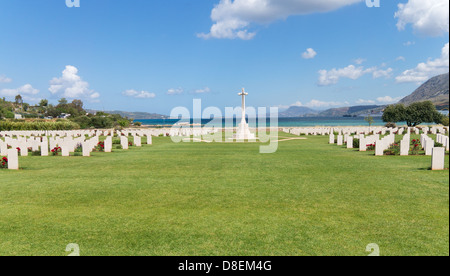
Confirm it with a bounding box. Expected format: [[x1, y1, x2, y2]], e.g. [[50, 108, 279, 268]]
[[318, 65, 366, 86], [49, 65, 100, 100], [376, 96, 403, 104], [403, 41, 415, 47], [396, 42, 449, 83], [354, 58, 366, 65], [372, 68, 393, 79], [0, 84, 39, 97], [198, 0, 362, 39], [395, 0, 449, 36], [195, 87, 211, 94], [318, 62, 393, 86], [356, 99, 376, 105], [295, 99, 349, 108], [123, 89, 156, 99], [396, 56, 406, 61], [356, 96, 403, 105], [167, 87, 184, 95], [0, 75, 12, 83], [302, 48, 317, 59]]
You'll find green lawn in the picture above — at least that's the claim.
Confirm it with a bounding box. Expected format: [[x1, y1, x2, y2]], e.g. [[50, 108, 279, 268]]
[[0, 133, 448, 256]]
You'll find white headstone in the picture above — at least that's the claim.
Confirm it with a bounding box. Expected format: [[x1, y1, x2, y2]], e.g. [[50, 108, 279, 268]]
[[400, 138, 409, 156], [134, 136, 142, 147], [359, 138, 366, 152], [7, 149, 19, 170], [41, 139, 49, 157], [120, 136, 129, 149], [347, 136, 354, 149], [329, 134, 335, 144], [61, 146, 70, 157], [82, 142, 90, 157], [431, 147, 445, 171], [337, 135, 343, 146], [424, 139, 434, 156], [20, 145, 28, 157], [375, 140, 384, 156], [104, 136, 112, 153]]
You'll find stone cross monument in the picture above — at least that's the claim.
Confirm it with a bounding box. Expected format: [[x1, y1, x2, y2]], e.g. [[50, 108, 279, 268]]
[[235, 88, 256, 140]]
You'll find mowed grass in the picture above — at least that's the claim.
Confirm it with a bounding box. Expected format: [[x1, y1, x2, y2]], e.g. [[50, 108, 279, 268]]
[[0, 133, 448, 256]]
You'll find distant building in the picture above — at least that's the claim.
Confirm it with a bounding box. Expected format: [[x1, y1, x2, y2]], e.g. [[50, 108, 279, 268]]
[[44, 116, 53, 120], [14, 114, 23, 119], [58, 113, 71, 119]]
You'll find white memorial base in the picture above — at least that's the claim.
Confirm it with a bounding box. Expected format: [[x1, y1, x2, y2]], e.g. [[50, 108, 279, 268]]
[[234, 122, 256, 140]]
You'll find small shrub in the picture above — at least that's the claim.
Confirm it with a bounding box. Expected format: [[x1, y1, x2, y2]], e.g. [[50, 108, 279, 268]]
[[435, 142, 444, 148], [353, 139, 360, 149], [116, 145, 122, 150], [441, 116, 449, 126], [385, 122, 397, 128], [410, 143, 421, 155], [32, 150, 41, 156], [75, 144, 83, 153], [366, 144, 376, 151], [384, 143, 400, 156]]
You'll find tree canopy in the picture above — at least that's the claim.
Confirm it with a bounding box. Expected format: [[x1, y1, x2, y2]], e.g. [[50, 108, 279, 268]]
[[382, 101, 444, 127]]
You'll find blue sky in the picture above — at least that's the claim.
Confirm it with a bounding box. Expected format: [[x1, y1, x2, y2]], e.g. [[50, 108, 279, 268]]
[[0, 0, 448, 114]]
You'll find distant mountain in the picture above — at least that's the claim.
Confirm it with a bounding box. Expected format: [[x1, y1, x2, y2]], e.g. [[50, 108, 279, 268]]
[[279, 106, 317, 117], [86, 109, 168, 120], [399, 73, 449, 109], [318, 105, 383, 117]]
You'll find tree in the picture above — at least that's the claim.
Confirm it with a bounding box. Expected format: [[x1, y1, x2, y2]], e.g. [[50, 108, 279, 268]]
[[15, 94, 23, 106], [70, 99, 84, 113], [382, 104, 406, 123], [39, 99, 49, 107], [58, 98, 68, 105], [382, 101, 444, 127], [404, 101, 443, 127], [365, 115, 374, 132], [441, 115, 449, 126]]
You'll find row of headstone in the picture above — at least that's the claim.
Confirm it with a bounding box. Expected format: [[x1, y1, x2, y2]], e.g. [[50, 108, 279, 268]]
[[359, 134, 379, 152], [421, 134, 435, 156], [375, 134, 395, 156], [0, 129, 155, 170], [285, 126, 449, 137], [327, 131, 448, 170], [436, 134, 450, 151]]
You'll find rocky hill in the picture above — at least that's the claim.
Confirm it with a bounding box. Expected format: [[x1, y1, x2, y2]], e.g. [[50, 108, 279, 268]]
[[399, 73, 449, 109], [318, 105, 383, 117], [279, 106, 317, 117]]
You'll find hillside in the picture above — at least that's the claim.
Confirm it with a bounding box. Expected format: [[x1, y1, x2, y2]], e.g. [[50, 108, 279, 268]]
[[318, 105, 383, 117], [86, 110, 168, 120], [279, 106, 317, 117], [399, 73, 449, 109]]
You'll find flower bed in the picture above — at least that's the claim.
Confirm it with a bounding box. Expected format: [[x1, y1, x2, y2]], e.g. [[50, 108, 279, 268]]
[[95, 141, 105, 152], [51, 147, 62, 156], [384, 143, 400, 156], [0, 157, 7, 169]]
